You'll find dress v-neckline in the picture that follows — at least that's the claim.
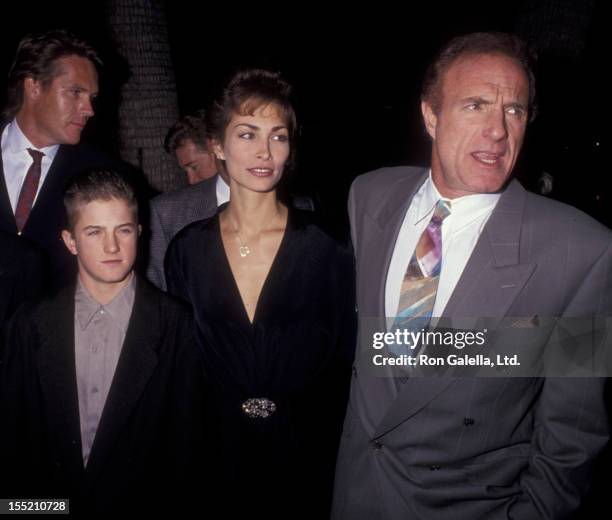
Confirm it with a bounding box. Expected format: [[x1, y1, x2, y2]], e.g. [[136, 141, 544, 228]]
[[216, 210, 291, 327]]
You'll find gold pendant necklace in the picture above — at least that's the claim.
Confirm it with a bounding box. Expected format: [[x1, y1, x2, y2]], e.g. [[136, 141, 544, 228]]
[[229, 209, 283, 258], [230, 220, 251, 257]]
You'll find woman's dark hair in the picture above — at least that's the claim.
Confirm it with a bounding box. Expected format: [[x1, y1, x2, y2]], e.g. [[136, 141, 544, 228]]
[[207, 68, 298, 199], [207, 68, 297, 147], [4, 29, 102, 121]]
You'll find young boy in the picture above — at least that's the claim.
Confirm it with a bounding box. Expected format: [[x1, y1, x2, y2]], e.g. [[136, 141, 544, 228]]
[[1, 170, 204, 515]]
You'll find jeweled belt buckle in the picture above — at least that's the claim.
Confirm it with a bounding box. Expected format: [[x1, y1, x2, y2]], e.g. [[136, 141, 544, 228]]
[[242, 397, 277, 419]]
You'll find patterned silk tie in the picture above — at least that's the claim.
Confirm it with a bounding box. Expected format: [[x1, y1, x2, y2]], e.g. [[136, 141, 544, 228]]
[[15, 149, 44, 234], [393, 199, 451, 334]]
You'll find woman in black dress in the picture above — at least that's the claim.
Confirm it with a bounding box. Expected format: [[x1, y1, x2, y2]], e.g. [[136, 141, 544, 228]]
[[165, 69, 356, 518]]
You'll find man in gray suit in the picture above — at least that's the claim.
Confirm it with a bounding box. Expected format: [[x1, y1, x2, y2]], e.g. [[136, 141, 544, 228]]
[[146, 111, 230, 290], [147, 171, 229, 291], [332, 32, 612, 519]]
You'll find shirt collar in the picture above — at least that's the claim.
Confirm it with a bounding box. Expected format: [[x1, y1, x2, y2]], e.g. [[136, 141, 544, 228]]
[[414, 171, 449, 224], [415, 170, 501, 227], [75, 273, 136, 332], [5, 119, 60, 160], [216, 174, 230, 204]]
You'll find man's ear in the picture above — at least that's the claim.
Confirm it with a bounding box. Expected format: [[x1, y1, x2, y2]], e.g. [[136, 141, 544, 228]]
[[421, 100, 438, 140], [138, 224, 142, 236], [61, 229, 78, 256], [212, 140, 225, 161], [23, 77, 42, 102]]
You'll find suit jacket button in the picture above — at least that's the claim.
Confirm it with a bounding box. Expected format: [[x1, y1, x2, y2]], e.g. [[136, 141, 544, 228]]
[[352, 366, 357, 377], [463, 418, 475, 426], [429, 465, 441, 471], [371, 440, 383, 450]]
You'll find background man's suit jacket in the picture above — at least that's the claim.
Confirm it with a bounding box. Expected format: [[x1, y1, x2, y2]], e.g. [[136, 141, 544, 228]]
[[0, 276, 206, 515], [147, 176, 218, 290], [332, 166, 612, 520], [0, 230, 43, 329], [0, 138, 152, 291]]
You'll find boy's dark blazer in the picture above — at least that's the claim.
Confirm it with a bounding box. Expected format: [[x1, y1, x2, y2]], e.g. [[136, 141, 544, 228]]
[[0, 275, 205, 515]]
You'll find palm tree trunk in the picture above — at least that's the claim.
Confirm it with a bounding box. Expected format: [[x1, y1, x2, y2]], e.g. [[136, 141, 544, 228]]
[[106, 0, 184, 192]]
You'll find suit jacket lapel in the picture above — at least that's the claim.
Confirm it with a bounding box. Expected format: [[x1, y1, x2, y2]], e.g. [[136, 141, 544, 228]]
[[85, 276, 160, 480], [36, 285, 85, 477], [364, 170, 428, 319], [186, 175, 219, 224], [198, 176, 218, 213], [353, 171, 429, 432], [443, 180, 536, 321], [373, 179, 537, 438], [0, 151, 17, 234]]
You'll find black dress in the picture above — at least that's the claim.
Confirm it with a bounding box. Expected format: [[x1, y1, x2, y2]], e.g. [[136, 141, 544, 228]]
[[165, 207, 356, 519]]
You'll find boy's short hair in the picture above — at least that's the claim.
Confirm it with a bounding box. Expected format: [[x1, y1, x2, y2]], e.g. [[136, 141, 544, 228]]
[[63, 170, 137, 231]]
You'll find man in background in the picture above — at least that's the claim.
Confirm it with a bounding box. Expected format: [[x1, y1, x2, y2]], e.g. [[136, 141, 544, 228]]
[[1, 30, 149, 291], [147, 110, 229, 290], [165, 110, 217, 185]]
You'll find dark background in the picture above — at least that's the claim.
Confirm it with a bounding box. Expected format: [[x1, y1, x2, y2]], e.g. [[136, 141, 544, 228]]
[[1, 0, 607, 236]]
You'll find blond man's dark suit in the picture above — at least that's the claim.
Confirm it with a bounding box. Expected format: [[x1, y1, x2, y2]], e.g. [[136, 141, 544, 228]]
[[0, 230, 43, 329]]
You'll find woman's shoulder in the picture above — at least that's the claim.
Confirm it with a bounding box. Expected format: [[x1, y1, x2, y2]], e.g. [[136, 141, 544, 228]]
[[290, 208, 353, 259]]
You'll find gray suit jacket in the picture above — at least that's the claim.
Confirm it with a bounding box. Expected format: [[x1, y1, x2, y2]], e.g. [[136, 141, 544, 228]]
[[332, 166, 612, 519], [146, 177, 218, 290]]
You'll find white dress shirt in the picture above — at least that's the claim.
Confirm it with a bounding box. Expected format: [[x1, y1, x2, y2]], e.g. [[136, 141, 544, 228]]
[[216, 174, 230, 205], [1, 120, 60, 213], [385, 171, 500, 321]]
